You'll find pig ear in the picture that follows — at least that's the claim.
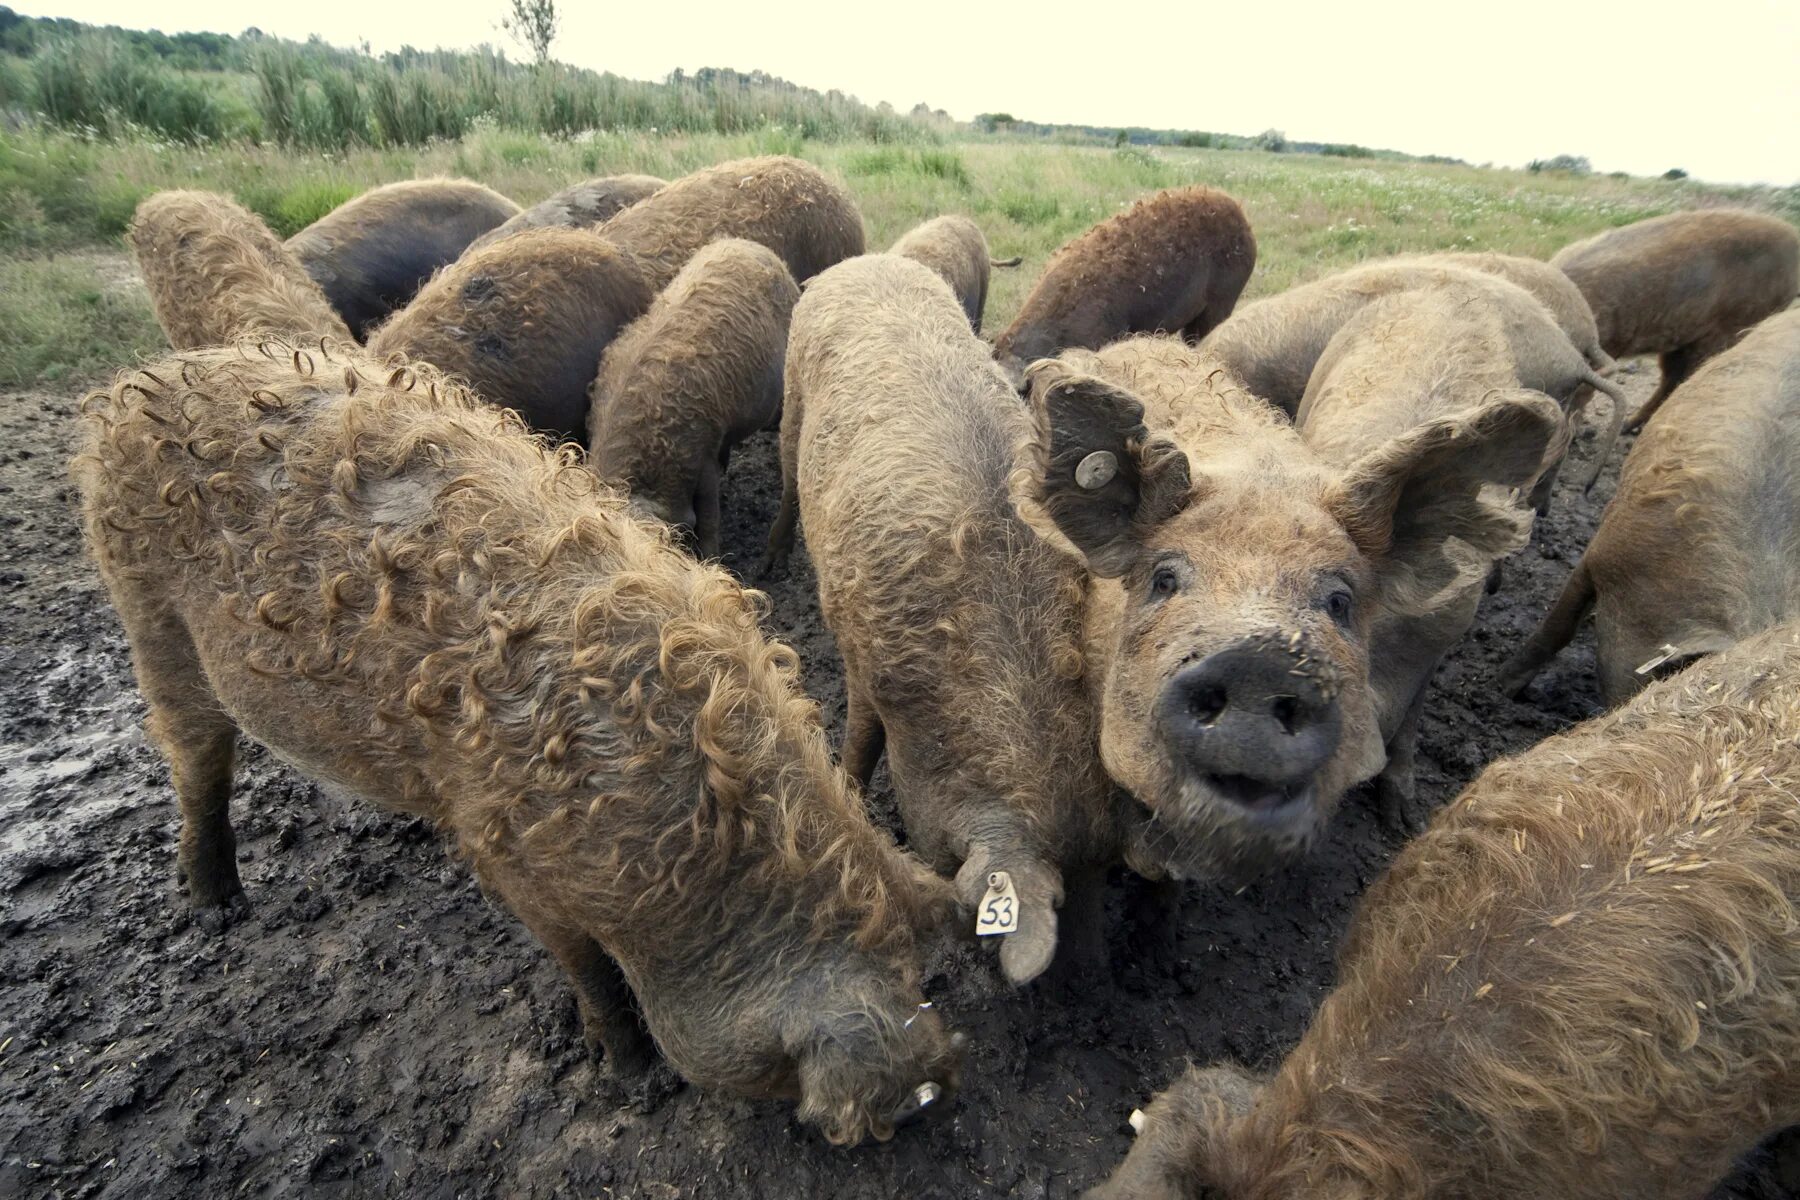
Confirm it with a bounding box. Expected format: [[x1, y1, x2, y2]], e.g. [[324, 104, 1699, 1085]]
[[1014, 360, 1192, 577], [1327, 390, 1561, 615]]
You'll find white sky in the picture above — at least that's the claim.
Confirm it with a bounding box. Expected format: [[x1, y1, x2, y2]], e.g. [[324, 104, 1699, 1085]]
[[25, 0, 1800, 184]]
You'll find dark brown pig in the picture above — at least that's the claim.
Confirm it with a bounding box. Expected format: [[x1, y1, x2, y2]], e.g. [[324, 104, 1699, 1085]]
[[467, 174, 666, 253], [286, 178, 520, 339], [887, 214, 1014, 332], [1089, 621, 1800, 1200], [1551, 208, 1799, 431], [1296, 289, 1555, 826], [73, 340, 962, 1146], [128, 190, 353, 349], [992, 186, 1255, 380], [589, 238, 799, 559], [1501, 306, 1800, 705], [767, 253, 1127, 984], [367, 227, 653, 441], [596, 155, 865, 292]]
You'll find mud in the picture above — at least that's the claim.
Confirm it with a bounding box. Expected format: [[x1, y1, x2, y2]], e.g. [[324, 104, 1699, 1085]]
[[1, 350, 1790, 1198]]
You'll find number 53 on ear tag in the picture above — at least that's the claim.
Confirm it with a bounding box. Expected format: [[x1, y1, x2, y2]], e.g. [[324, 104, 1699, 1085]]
[[976, 870, 1020, 936]]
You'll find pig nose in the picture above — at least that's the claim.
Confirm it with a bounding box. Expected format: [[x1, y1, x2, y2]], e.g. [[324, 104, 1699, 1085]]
[[1158, 642, 1342, 802]]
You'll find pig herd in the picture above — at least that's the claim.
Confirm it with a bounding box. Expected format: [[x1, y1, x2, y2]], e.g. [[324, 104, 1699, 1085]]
[[75, 153, 1800, 1196]]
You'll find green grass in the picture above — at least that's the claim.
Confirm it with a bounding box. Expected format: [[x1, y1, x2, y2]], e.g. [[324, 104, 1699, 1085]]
[[0, 255, 162, 387], [1, 125, 1793, 391]]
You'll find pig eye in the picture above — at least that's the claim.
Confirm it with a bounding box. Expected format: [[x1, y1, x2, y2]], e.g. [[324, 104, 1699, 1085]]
[[1324, 588, 1354, 625], [1149, 565, 1181, 599]]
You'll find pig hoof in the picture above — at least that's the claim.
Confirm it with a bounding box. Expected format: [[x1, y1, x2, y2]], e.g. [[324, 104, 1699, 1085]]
[[190, 893, 251, 934], [1374, 780, 1416, 836], [623, 1061, 683, 1114]]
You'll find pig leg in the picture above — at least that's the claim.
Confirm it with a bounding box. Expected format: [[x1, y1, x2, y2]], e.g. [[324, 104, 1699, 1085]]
[[1526, 453, 1563, 518], [1626, 344, 1696, 432], [516, 909, 660, 1078], [1374, 673, 1434, 834], [118, 599, 244, 914], [758, 386, 804, 578], [692, 458, 723, 562], [841, 681, 886, 789]]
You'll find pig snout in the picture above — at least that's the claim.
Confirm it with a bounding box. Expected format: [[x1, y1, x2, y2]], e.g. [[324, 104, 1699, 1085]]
[[1157, 639, 1342, 815]]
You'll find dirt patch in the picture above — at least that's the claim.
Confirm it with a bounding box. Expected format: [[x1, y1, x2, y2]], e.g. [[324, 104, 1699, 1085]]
[[0, 361, 1790, 1198]]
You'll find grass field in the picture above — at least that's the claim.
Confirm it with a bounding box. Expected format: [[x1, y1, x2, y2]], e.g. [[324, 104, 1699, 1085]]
[[2, 123, 1795, 388]]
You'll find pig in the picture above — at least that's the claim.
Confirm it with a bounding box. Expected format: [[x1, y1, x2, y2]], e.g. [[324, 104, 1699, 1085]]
[[588, 238, 799, 559], [128, 190, 353, 349], [991, 186, 1255, 381], [73, 339, 963, 1146], [467, 174, 666, 254], [367, 227, 654, 442], [1011, 336, 1558, 876], [1089, 620, 1800, 1200], [1296, 289, 1555, 827], [1500, 306, 1800, 705], [1551, 208, 1800, 432], [595, 155, 865, 293], [769, 316, 1555, 909], [1200, 261, 1627, 496], [1421, 251, 1613, 376], [286, 178, 521, 340], [886, 214, 1018, 332], [766, 253, 1128, 984]]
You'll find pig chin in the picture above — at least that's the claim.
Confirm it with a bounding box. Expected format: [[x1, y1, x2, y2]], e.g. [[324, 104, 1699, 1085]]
[[1125, 765, 1331, 884]]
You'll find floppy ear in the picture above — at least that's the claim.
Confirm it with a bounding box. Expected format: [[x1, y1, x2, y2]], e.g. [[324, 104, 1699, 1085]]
[[1327, 389, 1562, 614], [1014, 359, 1193, 577]]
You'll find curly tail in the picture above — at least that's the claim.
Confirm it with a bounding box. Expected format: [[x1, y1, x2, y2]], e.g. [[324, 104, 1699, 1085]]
[[1497, 559, 1596, 699]]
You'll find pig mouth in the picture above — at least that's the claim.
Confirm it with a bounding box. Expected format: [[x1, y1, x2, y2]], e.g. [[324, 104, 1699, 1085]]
[[1199, 771, 1315, 817]]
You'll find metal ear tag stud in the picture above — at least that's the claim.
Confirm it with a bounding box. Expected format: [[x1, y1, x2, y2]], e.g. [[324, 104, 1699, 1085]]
[[976, 870, 1020, 936], [1075, 451, 1118, 490]]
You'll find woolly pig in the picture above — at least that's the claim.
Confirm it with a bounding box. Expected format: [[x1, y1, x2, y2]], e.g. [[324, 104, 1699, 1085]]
[[1016, 336, 1557, 878], [1090, 620, 1800, 1200], [128, 190, 352, 349], [367, 227, 653, 441], [287, 178, 520, 340], [992, 186, 1255, 379], [1295, 289, 1555, 827], [1551, 208, 1799, 431], [588, 238, 799, 559], [73, 341, 962, 1146], [765, 254, 1128, 984], [468, 174, 666, 254], [596, 155, 865, 293], [1200, 260, 1626, 495], [887, 215, 1016, 332], [1501, 306, 1800, 705]]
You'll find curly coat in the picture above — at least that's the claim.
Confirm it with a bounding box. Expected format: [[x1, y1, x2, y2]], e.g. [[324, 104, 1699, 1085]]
[[286, 178, 520, 340], [887, 215, 1000, 332], [1500, 307, 1800, 705], [366, 227, 654, 442], [992, 186, 1255, 371], [128, 190, 352, 350], [1092, 620, 1800, 1200], [1551, 208, 1800, 430], [766, 254, 1125, 985], [595, 155, 865, 293], [72, 340, 961, 1145], [468, 174, 666, 254], [588, 238, 799, 559]]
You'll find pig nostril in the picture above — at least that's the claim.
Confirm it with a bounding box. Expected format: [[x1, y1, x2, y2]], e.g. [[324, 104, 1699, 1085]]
[[1271, 695, 1300, 734], [1187, 683, 1228, 725]]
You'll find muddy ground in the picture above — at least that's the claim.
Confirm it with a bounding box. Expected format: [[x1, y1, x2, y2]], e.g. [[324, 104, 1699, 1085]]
[[0, 323, 1792, 1199]]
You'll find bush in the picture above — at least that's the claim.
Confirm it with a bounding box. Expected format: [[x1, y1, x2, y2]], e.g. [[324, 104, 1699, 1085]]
[[1528, 154, 1592, 175], [1663, 167, 1689, 181], [1252, 128, 1287, 153]]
